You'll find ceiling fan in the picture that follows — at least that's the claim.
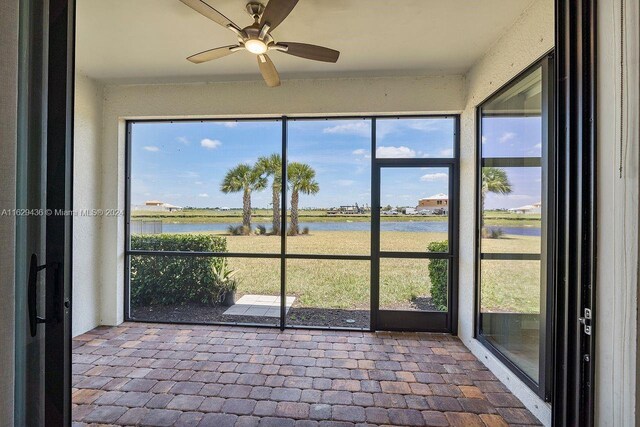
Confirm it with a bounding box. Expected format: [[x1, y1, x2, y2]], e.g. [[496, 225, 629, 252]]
[[180, 0, 340, 87]]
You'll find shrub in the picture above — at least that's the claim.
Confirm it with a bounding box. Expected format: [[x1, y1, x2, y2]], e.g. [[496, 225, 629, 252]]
[[427, 240, 448, 311], [211, 261, 238, 295], [130, 234, 228, 306], [301, 227, 310, 235], [489, 227, 504, 239], [227, 225, 242, 235], [255, 225, 267, 235]]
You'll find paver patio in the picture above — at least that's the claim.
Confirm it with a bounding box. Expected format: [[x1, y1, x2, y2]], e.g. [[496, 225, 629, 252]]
[[72, 322, 542, 426]]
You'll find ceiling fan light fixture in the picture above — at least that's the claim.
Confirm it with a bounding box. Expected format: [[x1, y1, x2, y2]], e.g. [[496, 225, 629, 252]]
[[245, 39, 268, 54], [180, 0, 340, 87]]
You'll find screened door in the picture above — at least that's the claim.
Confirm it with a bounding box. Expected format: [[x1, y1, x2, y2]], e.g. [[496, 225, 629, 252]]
[[372, 117, 459, 332]]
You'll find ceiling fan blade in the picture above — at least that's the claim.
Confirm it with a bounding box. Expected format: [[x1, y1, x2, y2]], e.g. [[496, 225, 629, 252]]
[[180, 0, 240, 30], [259, 0, 299, 31], [257, 54, 281, 87], [187, 45, 239, 63], [279, 42, 340, 63]]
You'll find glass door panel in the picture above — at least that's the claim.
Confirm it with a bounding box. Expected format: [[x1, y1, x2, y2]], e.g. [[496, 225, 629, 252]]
[[476, 58, 552, 396]]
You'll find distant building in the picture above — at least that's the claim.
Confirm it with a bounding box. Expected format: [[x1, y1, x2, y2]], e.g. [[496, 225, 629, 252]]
[[509, 202, 542, 214], [416, 193, 449, 213], [134, 200, 183, 212], [327, 204, 368, 215]]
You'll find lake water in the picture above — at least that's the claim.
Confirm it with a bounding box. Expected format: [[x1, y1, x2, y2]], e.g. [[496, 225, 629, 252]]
[[160, 221, 541, 237]]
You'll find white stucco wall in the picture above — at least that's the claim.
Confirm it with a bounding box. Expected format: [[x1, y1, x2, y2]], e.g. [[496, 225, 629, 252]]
[[0, 0, 18, 424], [96, 74, 465, 326], [72, 74, 104, 336], [457, 0, 554, 425], [595, 0, 639, 425]]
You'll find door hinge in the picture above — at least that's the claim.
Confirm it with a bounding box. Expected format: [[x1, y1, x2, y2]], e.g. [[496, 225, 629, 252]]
[[579, 307, 592, 336]]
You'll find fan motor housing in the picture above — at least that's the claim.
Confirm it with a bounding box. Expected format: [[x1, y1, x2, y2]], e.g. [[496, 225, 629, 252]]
[[246, 2, 265, 20], [241, 24, 274, 46]]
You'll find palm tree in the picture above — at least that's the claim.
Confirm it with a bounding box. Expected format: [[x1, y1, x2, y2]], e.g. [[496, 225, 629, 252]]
[[287, 162, 319, 235], [481, 167, 512, 232], [220, 163, 267, 234], [256, 154, 282, 235], [482, 167, 512, 201]]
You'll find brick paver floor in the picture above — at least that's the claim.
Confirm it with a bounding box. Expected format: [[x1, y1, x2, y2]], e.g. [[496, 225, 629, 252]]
[[72, 322, 542, 426]]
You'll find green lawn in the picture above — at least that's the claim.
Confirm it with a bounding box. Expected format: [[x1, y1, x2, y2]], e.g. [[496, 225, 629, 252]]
[[149, 229, 541, 313]]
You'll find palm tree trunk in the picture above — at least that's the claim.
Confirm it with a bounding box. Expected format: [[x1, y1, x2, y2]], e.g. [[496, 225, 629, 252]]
[[290, 190, 299, 235], [272, 186, 280, 235], [243, 188, 251, 233]]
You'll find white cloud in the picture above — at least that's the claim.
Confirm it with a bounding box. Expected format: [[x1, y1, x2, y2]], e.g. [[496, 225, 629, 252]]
[[201, 138, 222, 149], [143, 146, 159, 152], [194, 181, 204, 185], [336, 179, 355, 187], [198, 193, 210, 198], [408, 120, 441, 132], [499, 132, 516, 143], [216, 122, 238, 128], [420, 172, 448, 182], [177, 136, 190, 145], [482, 136, 487, 144], [323, 122, 370, 137], [376, 146, 416, 158], [178, 171, 199, 179], [439, 148, 453, 157], [352, 148, 371, 160], [534, 143, 542, 149], [376, 119, 446, 140]]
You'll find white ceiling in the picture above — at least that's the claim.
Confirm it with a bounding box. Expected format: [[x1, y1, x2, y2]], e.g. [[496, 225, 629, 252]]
[[76, 0, 536, 83]]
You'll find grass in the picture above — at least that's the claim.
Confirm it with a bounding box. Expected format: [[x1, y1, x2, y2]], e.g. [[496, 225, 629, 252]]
[[479, 235, 541, 313], [149, 228, 541, 313], [221, 231, 446, 310]]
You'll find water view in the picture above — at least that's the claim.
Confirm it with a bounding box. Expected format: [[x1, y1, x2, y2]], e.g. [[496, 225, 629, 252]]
[[157, 220, 541, 236]]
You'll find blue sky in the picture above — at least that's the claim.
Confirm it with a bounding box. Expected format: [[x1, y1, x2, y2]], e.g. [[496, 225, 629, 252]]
[[130, 117, 540, 210]]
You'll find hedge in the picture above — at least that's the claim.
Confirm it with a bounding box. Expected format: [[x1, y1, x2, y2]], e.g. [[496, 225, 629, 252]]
[[130, 234, 228, 306], [427, 241, 448, 311]]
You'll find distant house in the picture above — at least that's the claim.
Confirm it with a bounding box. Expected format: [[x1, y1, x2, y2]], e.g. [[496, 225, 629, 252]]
[[509, 202, 542, 214], [416, 193, 449, 213], [134, 200, 183, 212]]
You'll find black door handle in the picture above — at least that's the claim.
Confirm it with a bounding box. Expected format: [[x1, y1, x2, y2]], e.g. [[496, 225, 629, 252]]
[[28, 253, 56, 337]]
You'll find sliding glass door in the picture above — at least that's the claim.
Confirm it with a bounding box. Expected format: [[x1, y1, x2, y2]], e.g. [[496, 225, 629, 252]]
[[476, 55, 554, 399]]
